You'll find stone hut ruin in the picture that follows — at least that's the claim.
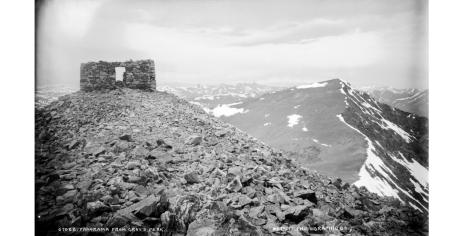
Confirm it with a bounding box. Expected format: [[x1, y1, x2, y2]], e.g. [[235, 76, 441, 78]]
[[80, 59, 155, 91]]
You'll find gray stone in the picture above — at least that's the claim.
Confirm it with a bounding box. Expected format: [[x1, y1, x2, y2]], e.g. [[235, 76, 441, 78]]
[[184, 172, 201, 184], [119, 134, 133, 142], [249, 206, 264, 219], [60, 190, 78, 203], [227, 177, 242, 192], [62, 162, 77, 170], [62, 184, 75, 191], [126, 161, 140, 170], [68, 140, 80, 150], [186, 135, 202, 146], [131, 146, 149, 157], [87, 201, 110, 217], [294, 189, 317, 204], [92, 147, 106, 157]]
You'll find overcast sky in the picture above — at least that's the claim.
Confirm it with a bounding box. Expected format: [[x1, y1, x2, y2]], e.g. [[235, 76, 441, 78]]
[[36, 0, 427, 89]]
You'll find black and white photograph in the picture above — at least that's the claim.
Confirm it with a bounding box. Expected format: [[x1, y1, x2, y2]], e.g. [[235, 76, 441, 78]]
[[26, 0, 435, 235]]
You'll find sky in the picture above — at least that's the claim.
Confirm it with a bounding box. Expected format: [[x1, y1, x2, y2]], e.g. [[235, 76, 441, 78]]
[[36, 0, 428, 89]]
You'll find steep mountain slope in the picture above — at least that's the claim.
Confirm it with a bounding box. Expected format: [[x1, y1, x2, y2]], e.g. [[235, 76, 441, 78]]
[[35, 88, 427, 235], [222, 79, 428, 212], [360, 87, 428, 117]]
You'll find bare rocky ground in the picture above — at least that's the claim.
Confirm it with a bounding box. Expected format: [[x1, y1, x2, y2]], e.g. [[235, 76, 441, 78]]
[[35, 88, 427, 235]]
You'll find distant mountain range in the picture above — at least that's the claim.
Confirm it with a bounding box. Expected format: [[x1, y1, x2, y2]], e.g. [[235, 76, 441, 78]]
[[157, 83, 282, 117], [360, 86, 428, 117]]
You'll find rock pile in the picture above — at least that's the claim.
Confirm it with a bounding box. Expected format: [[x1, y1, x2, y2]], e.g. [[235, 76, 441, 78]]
[[35, 88, 427, 235]]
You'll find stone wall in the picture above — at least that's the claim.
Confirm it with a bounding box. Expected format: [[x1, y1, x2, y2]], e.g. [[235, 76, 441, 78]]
[[80, 59, 155, 91]]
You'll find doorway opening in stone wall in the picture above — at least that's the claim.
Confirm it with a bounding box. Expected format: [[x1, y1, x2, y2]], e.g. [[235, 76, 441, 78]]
[[115, 67, 126, 81]]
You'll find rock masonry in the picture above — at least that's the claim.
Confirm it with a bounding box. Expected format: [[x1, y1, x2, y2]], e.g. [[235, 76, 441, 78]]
[[35, 89, 427, 235], [80, 60, 155, 92]]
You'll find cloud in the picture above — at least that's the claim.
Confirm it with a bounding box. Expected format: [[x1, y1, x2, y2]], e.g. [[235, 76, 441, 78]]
[[36, 0, 427, 89], [124, 22, 383, 84], [228, 19, 351, 46]]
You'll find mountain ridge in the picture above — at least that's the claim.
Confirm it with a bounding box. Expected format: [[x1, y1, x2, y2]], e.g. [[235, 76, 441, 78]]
[[221, 79, 428, 213]]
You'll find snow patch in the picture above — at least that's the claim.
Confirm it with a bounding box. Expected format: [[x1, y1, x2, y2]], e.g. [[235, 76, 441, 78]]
[[312, 138, 331, 147], [302, 126, 308, 132], [408, 202, 422, 212], [394, 153, 428, 187], [294, 105, 301, 109], [296, 82, 328, 89], [210, 103, 248, 117], [362, 102, 381, 113], [287, 114, 302, 128], [380, 119, 412, 143], [410, 178, 428, 198], [264, 122, 271, 126], [339, 82, 349, 107]]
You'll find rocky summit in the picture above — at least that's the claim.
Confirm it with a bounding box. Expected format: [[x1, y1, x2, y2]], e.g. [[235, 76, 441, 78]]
[[35, 88, 427, 235]]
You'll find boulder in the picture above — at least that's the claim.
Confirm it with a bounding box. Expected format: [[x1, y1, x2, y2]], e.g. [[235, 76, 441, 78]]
[[283, 205, 311, 223], [147, 149, 171, 160], [131, 145, 149, 157], [62, 162, 77, 170], [135, 195, 169, 218], [119, 134, 133, 142], [86, 201, 110, 217], [294, 189, 317, 204], [227, 177, 243, 192], [184, 172, 201, 184], [67, 140, 80, 150], [249, 206, 264, 219], [156, 139, 173, 149], [126, 161, 140, 170], [187, 219, 217, 236], [62, 184, 75, 191], [186, 135, 202, 146], [230, 194, 252, 208], [214, 130, 228, 137], [227, 166, 242, 177], [107, 195, 168, 227], [59, 190, 78, 204]]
